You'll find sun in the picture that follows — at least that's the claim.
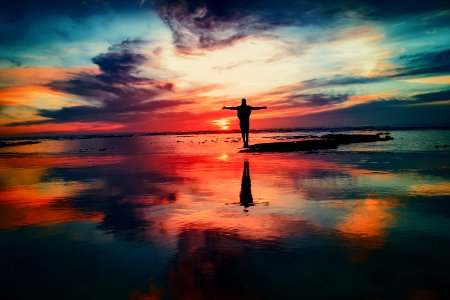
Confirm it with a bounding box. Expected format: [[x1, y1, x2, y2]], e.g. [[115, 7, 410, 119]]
[[211, 118, 231, 130]]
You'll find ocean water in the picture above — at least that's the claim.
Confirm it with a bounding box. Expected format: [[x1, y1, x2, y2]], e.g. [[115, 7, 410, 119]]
[[1, 129, 450, 299], [1, 128, 450, 155]]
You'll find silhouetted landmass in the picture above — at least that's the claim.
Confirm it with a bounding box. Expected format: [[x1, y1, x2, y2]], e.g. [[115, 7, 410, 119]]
[[241, 133, 393, 153], [241, 140, 339, 152], [0, 141, 41, 148], [265, 135, 319, 140]]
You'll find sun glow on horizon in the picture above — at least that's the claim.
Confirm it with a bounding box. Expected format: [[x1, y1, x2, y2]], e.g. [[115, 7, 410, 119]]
[[211, 118, 231, 130]]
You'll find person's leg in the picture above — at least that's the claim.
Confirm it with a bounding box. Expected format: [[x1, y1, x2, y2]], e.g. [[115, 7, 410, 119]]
[[240, 121, 249, 147], [245, 120, 250, 147], [242, 121, 250, 147], [240, 123, 246, 147]]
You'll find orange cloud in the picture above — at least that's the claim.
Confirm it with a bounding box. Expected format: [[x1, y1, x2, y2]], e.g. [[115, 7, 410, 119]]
[[344, 93, 392, 107], [0, 85, 81, 108], [0, 66, 97, 86], [402, 75, 450, 85], [0, 121, 124, 136]]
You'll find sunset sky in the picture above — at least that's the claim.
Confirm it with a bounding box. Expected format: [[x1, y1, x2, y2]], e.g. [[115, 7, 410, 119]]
[[1, 0, 450, 136]]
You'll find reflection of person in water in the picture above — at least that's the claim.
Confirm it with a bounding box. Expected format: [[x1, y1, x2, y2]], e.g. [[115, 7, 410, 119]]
[[240, 160, 254, 212], [222, 98, 267, 148]]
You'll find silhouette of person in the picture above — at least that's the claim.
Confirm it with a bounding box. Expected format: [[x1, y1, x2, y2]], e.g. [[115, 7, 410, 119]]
[[222, 98, 267, 148], [240, 160, 254, 212]]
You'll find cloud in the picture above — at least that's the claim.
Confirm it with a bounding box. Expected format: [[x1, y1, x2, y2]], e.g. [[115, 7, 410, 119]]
[[391, 48, 450, 77], [296, 48, 450, 89], [411, 89, 450, 103], [292, 89, 450, 127], [287, 93, 349, 107], [257, 90, 350, 115], [301, 75, 387, 89], [155, 0, 270, 53], [0, 1, 160, 68], [155, 0, 450, 53], [7, 39, 189, 126], [155, 0, 359, 52]]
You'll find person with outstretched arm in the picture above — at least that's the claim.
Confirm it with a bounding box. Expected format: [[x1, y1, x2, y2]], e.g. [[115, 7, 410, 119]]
[[222, 98, 267, 148]]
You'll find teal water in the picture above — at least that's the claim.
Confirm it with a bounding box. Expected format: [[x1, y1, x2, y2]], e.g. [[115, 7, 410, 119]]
[[1, 129, 450, 154], [1, 129, 450, 299]]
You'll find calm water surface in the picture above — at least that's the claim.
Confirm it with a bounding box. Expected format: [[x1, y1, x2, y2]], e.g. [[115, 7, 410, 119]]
[[1, 130, 450, 299]]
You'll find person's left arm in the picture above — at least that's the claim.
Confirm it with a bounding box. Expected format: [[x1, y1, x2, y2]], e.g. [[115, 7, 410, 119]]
[[250, 106, 268, 110]]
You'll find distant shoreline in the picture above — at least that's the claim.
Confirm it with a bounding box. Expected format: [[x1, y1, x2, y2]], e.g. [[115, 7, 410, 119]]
[[0, 141, 41, 148], [1, 125, 449, 142]]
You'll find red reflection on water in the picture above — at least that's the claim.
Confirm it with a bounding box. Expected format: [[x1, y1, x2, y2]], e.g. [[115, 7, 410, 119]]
[[0, 150, 407, 298], [134, 155, 347, 244], [0, 155, 123, 228]]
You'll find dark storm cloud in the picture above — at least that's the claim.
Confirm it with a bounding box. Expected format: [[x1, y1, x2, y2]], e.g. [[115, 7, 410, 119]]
[[391, 48, 450, 77], [155, 0, 344, 52], [2, 0, 448, 54], [268, 93, 349, 109], [293, 93, 349, 106], [155, 0, 450, 52], [410, 89, 450, 103], [302, 75, 387, 89], [92, 43, 147, 78], [6, 39, 187, 126], [295, 89, 450, 126]]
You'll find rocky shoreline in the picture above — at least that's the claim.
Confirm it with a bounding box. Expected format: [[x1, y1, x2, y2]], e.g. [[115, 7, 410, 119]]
[[240, 133, 393, 153]]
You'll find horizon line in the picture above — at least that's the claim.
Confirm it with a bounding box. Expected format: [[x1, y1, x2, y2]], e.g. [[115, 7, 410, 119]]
[[1, 124, 450, 141]]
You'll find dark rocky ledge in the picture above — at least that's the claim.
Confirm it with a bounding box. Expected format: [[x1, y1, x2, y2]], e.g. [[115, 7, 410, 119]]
[[240, 133, 393, 153]]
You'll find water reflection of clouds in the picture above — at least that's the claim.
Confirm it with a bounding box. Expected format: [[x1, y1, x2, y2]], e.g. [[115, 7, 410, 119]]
[[410, 182, 450, 196], [0, 156, 116, 228], [0, 152, 444, 239], [2, 151, 450, 298]]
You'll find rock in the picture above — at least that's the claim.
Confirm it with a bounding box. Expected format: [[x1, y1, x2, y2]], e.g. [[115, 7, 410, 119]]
[[240, 134, 394, 153], [241, 139, 339, 152]]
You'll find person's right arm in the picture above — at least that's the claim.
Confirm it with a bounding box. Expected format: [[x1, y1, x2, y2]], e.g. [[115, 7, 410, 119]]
[[222, 106, 239, 110]]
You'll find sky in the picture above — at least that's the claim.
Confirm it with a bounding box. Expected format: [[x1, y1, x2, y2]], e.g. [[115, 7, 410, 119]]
[[1, 0, 450, 136]]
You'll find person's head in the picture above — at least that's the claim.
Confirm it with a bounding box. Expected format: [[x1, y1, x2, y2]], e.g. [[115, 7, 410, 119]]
[[241, 98, 247, 105]]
